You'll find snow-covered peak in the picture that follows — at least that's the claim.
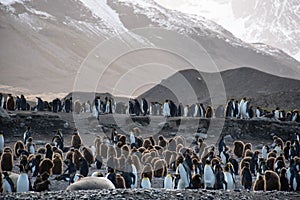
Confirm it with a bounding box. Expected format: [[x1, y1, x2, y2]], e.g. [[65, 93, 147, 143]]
[[154, 0, 300, 61]]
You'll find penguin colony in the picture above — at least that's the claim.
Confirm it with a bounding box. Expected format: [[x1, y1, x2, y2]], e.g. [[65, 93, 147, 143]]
[[0, 124, 300, 193]]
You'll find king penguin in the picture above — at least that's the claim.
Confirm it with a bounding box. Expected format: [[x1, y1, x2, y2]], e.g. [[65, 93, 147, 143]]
[[141, 173, 151, 189], [224, 163, 235, 190], [17, 165, 30, 193], [164, 173, 174, 189], [203, 159, 215, 189]]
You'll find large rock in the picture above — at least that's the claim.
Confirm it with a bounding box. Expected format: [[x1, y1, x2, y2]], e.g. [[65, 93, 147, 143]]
[[66, 177, 115, 191], [0, 107, 10, 119]]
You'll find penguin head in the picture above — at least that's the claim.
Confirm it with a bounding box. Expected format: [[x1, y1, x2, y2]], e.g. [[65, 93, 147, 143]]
[[18, 164, 26, 173], [27, 137, 33, 143], [224, 163, 232, 172], [167, 173, 172, 178]]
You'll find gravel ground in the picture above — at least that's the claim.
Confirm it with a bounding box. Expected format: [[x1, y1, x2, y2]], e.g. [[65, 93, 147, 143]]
[[2, 189, 300, 200]]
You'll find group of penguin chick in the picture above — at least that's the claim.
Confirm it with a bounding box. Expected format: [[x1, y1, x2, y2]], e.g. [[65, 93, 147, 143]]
[[0, 126, 300, 193]]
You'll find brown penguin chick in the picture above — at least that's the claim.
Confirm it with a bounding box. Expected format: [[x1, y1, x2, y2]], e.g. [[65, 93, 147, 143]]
[[35, 180, 51, 192], [34, 171, 50, 191], [52, 146, 63, 158], [115, 174, 126, 188], [94, 136, 102, 156], [100, 143, 108, 158], [81, 146, 94, 165], [39, 158, 54, 175], [142, 139, 152, 150], [131, 154, 141, 172], [121, 145, 130, 158], [37, 147, 46, 154], [264, 170, 281, 191], [240, 162, 252, 190], [167, 138, 177, 152], [19, 154, 28, 170], [149, 136, 156, 146], [279, 168, 289, 191], [150, 157, 159, 168], [45, 143, 53, 160], [107, 155, 117, 170], [158, 135, 168, 148], [117, 154, 126, 172], [71, 129, 82, 149], [233, 140, 245, 158], [267, 151, 277, 158], [243, 143, 252, 157], [0, 148, 14, 171], [73, 149, 83, 170], [240, 157, 251, 172], [65, 148, 74, 161], [244, 149, 254, 158], [107, 146, 116, 160], [266, 157, 275, 171], [141, 153, 151, 164], [153, 159, 167, 177], [175, 136, 185, 147], [191, 174, 202, 189], [176, 144, 184, 153], [283, 141, 291, 160], [253, 175, 265, 191], [14, 140, 25, 158], [141, 163, 153, 182], [162, 150, 173, 168], [115, 142, 122, 158], [52, 153, 63, 175]]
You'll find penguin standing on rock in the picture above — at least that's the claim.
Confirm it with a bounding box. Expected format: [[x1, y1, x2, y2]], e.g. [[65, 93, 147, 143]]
[[17, 165, 30, 193]]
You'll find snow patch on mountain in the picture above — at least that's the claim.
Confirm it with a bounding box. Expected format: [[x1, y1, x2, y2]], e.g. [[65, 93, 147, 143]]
[[78, 0, 127, 34]]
